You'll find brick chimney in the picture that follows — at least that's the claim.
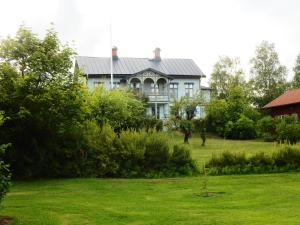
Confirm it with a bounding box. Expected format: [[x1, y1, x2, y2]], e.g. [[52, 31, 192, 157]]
[[112, 46, 118, 60], [153, 47, 161, 61]]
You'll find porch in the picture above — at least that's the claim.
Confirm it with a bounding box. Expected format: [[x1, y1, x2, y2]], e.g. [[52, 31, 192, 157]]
[[129, 77, 170, 103]]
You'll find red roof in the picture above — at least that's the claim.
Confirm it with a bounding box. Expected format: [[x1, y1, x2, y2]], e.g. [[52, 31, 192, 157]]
[[264, 89, 300, 108]]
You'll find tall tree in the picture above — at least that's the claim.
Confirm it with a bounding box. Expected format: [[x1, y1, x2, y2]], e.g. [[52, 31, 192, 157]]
[[209, 56, 245, 99], [293, 53, 300, 88], [169, 96, 202, 144], [250, 41, 287, 108], [0, 25, 88, 178]]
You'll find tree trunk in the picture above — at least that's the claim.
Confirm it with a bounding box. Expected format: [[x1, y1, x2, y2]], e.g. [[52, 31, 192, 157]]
[[184, 132, 189, 144]]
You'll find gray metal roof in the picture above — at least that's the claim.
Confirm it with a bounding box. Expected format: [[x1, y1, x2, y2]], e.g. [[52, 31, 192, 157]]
[[75, 56, 205, 77]]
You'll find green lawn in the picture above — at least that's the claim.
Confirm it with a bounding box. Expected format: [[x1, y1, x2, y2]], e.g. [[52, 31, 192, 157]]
[[2, 137, 300, 225], [1, 173, 300, 225], [170, 133, 297, 166]]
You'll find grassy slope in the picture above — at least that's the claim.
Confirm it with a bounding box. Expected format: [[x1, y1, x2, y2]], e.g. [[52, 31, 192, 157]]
[[169, 133, 294, 166], [2, 136, 300, 225], [2, 174, 300, 225]]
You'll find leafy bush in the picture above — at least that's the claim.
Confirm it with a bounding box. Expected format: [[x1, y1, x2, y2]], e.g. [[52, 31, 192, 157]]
[[144, 132, 170, 171], [209, 151, 247, 168], [113, 130, 146, 177], [275, 115, 300, 145], [142, 116, 163, 132], [256, 116, 276, 141], [207, 147, 300, 175], [0, 113, 10, 205], [80, 125, 198, 178], [170, 145, 198, 175], [273, 147, 300, 167], [224, 115, 256, 140], [0, 145, 10, 205]]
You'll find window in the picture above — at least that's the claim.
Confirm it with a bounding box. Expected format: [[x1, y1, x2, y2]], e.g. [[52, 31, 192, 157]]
[[169, 83, 178, 99], [93, 81, 104, 87], [110, 81, 120, 88], [131, 82, 140, 91], [150, 83, 158, 93], [151, 106, 160, 119], [185, 83, 194, 97]]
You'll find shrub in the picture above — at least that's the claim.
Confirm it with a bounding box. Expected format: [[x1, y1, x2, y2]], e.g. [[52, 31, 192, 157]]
[[81, 123, 118, 177], [224, 115, 256, 140], [208, 151, 247, 168], [144, 132, 170, 171], [155, 119, 164, 131], [113, 130, 146, 177], [207, 147, 300, 175], [81, 126, 200, 178], [0, 145, 10, 206], [272, 147, 300, 167], [275, 115, 300, 145], [256, 116, 276, 141], [142, 116, 163, 132], [170, 145, 198, 175]]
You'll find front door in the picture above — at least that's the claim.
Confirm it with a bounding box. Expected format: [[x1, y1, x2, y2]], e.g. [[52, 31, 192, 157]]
[[151, 105, 160, 119]]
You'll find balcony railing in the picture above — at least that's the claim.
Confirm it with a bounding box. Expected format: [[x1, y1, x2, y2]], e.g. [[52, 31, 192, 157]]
[[144, 90, 169, 102]]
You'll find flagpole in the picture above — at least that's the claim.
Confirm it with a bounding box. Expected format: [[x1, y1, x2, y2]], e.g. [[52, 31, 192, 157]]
[[110, 19, 113, 89]]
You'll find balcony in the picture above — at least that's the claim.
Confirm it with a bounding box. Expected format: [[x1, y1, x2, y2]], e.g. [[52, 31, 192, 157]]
[[144, 91, 169, 102], [130, 77, 170, 103]]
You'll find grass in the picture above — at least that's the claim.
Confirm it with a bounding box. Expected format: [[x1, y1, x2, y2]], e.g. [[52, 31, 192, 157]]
[[1, 173, 300, 225], [1, 136, 300, 224], [169, 132, 295, 166]]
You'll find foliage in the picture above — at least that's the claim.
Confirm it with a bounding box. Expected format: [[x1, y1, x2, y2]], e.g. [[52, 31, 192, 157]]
[[256, 116, 276, 141], [142, 115, 163, 132], [207, 147, 300, 175], [0, 113, 10, 206], [292, 53, 300, 88], [81, 125, 198, 178], [206, 86, 260, 138], [179, 119, 193, 144], [275, 115, 300, 145], [169, 96, 203, 143], [224, 115, 256, 140], [209, 56, 246, 99], [226, 86, 248, 121], [170, 145, 198, 175], [205, 99, 228, 135], [143, 131, 170, 172], [250, 41, 288, 108], [193, 119, 206, 146], [0, 26, 89, 179], [0, 26, 197, 179], [89, 86, 145, 131]]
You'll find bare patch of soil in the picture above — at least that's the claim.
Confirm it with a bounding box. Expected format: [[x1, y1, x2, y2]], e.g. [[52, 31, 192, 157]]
[[194, 191, 225, 197], [0, 216, 13, 225]]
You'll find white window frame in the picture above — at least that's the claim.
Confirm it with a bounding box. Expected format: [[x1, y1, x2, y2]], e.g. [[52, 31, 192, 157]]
[[185, 82, 194, 98]]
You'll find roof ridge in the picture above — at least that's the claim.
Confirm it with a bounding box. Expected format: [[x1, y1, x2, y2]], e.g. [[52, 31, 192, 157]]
[[76, 56, 194, 60]]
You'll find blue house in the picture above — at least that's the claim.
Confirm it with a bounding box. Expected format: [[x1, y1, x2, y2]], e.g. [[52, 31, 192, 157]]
[[75, 47, 211, 118]]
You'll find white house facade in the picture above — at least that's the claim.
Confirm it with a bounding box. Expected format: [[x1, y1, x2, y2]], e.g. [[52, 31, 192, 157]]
[[76, 47, 211, 119]]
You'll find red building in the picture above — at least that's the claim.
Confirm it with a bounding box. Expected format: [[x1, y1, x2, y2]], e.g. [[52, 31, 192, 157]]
[[263, 89, 300, 118]]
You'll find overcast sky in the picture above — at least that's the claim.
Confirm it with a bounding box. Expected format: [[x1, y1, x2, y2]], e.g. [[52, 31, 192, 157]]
[[1, 0, 300, 84]]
